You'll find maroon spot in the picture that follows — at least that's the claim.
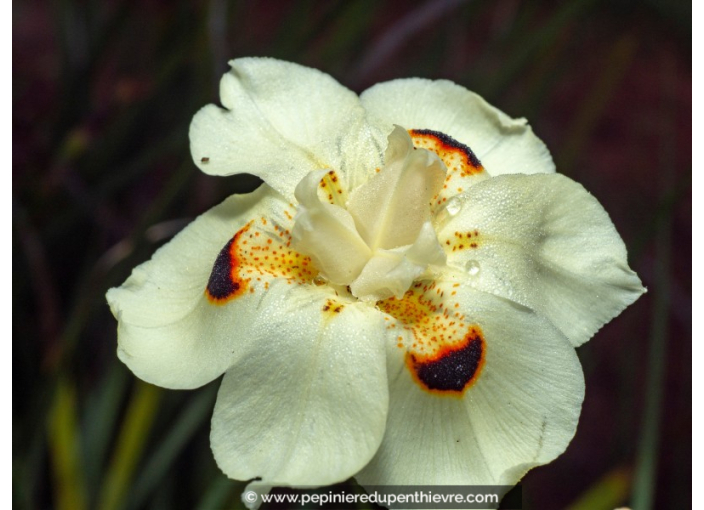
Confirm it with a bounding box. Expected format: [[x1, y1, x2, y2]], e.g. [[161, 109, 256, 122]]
[[411, 128, 482, 168], [206, 238, 239, 300], [409, 334, 484, 393]]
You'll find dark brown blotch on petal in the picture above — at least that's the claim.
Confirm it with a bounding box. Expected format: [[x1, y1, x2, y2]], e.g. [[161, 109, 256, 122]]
[[205, 227, 249, 304], [409, 128, 483, 172], [407, 327, 485, 395]]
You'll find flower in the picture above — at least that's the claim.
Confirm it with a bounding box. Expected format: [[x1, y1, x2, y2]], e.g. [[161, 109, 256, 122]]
[[106, 58, 644, 506]]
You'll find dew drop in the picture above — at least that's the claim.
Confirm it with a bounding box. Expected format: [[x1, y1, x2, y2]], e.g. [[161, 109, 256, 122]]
[[445, 197, 462, 216], [465, 260, 480, 276]]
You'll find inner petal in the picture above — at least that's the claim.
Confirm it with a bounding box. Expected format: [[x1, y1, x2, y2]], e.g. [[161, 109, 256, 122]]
[[290, 126, 451, 301], [346, 126, 446, 251], [291, 169, 371, 285], [349, 221, 446, 302]]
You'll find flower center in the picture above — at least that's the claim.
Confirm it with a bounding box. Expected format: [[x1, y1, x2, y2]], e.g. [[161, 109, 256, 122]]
[[291, 126, 447, 301]]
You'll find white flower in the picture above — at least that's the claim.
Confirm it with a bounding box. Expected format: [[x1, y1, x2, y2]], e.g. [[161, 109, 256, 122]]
[[106, 58, 644, 506]]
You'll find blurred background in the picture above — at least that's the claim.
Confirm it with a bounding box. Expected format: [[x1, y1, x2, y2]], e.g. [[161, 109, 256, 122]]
[[13, 0, 691, 509]]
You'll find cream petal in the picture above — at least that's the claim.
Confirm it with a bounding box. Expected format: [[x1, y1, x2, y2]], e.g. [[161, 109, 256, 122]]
[[190, 58, 384, 200], [350, 250, 421, 302], [361, 79, 555, 177], [106, 185, 315, 389], [439, 173, 645, 347], [404, 220, 447, 268], [349, 221, 446, 302], [210, 297, 389, 488], [347, 126, 446, 250], [291, 169, 371, 285], [356, 283, 584, 488]]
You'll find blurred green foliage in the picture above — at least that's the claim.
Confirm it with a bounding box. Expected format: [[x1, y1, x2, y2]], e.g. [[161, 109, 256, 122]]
[[13, 0, 691, 509]]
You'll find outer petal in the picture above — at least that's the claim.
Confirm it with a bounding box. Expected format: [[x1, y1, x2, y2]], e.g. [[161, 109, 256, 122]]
[[190, 58, 385, 200], [107, 184, 313, 389], [210, 294, 389, 488], [438, 173, 645, 347], [356, 282, 584, 488], [361, 78, 555, 177]]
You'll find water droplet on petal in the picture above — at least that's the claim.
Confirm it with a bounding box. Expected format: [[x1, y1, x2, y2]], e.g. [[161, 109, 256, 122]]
[[445, 197, 462, 216], [465, 260, 480, 276]]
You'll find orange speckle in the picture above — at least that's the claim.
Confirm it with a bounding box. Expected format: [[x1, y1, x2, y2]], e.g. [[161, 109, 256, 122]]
[[442, 229, 482, 253], [378, 282, 486, 396], [206, 216, 318, 305], [322, 298, 345, 317], [408, 129, 488, 214]]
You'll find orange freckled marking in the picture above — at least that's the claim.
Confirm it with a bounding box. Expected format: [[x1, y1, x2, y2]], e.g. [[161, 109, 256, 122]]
[[408, 129, 483, 178], [206, 217, 318, 305], [442, 229, 482, 253], [322, 298, 345, 316], [317, 170, 346, 204], [378, 283, 486, 396]]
